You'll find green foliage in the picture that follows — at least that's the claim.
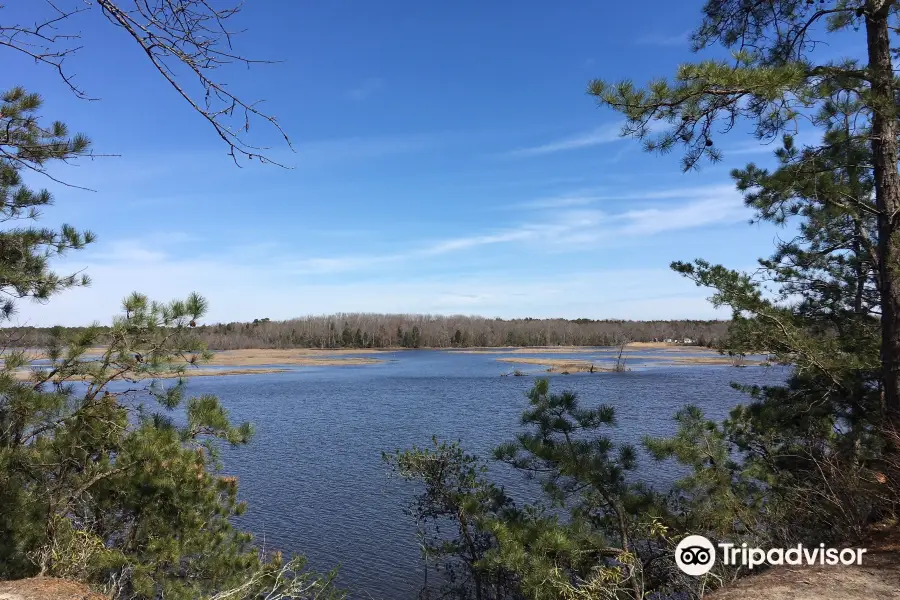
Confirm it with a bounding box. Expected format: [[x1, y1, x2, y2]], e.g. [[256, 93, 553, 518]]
[[652, 83, 888, 546], [588, 0, 896, 550], [384, 438, 515, 600], [0, 87, 341, 599], [0, 88, 95, 322], [0, 292, 341, 599], [489, 380, 654, 600], [390, 381, 674, 600], [587, 1, 873, 171], [394, 4, 900, 596]]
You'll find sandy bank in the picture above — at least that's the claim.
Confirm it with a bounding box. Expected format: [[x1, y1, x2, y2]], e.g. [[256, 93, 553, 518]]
[[454, 344, 715, 355], [497, 353, 759, 370], [206, 349, 384, 366], [622, 354, 762, 365]]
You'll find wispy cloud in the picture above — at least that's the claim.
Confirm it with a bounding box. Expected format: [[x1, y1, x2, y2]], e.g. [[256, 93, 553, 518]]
[[636, 29, 691, 47], [615, 196, 747, 236], [592, 183, 738, 202], [17, 262, 727, 325], [347, 77, 385, 101], [25, 182, 751, 325], [230, 184, 743, 273], [517, 194, 600, 210], [503, 124, 623, 157]]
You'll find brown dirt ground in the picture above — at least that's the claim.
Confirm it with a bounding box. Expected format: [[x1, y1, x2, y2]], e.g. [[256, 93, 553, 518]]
[[707, 551, 900, 599], [710, 526, 900, 599], [0, 577, 106, 599]]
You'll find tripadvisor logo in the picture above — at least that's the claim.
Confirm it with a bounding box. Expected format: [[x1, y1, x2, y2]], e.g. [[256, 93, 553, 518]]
[[674, 535, 868, 576], [675, 535, 716, 576]]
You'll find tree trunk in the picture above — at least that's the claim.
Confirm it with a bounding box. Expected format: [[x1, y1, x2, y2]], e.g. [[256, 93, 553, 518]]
[[866, 4, 900, 419]]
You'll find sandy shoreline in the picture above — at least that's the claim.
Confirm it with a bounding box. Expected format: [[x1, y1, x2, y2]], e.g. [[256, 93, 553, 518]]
[[206, 349, 384, 366], [8, 348, 387, 381], [497, 352, 760, 370], [7, 345, 750, 381], [454, 343, 715, 355]]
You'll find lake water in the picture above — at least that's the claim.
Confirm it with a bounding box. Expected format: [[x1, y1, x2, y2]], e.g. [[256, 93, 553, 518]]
[[152, 349, 786, 599]]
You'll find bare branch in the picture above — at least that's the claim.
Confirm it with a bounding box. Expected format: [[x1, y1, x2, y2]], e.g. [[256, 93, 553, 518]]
[[0, 0, 293, 166]]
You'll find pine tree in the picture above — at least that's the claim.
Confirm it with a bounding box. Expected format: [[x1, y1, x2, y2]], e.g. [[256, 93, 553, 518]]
[[0, 90, 341, 599], [390, 381, 663, 600], [489, 379, 649, 600], [0, 87, 95, 326], [383, 439, 514, 600], [638, 60, 890, 553], [588, 0, 900, 419]]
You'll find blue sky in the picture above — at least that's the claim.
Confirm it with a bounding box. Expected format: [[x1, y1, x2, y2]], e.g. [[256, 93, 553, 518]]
[[6, 0, 839, 326]]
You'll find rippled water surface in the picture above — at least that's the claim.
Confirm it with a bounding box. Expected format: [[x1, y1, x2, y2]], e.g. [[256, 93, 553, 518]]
[[164, 350, 786, 599]]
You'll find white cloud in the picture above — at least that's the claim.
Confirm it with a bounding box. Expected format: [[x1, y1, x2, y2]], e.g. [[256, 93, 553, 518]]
[[616, 196, 747, 236], [517, 193, 601, 210], [504, 124, 623, 157], [421, 229, 538, 254], [15, 182, 751, 325], [16, 264, 727, 326], [593, 183, 738, 201], [76, 183, 747, 279]]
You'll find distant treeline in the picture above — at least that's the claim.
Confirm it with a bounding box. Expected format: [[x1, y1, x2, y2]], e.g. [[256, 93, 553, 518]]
[[11, 314, 730, 350]]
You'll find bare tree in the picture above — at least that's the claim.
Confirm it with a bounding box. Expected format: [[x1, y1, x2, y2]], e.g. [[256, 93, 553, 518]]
[[1, 0, 291, 165], [613, 336, 630, 372], [10, 315, 732, 350]]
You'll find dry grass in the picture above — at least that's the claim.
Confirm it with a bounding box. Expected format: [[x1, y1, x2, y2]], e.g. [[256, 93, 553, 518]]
[[454, 344, 718, 355], [497, 353, 761, 371], [7, 348, 385, 381], [206, 349, 384, 366], [623, 354, 762, 365]]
